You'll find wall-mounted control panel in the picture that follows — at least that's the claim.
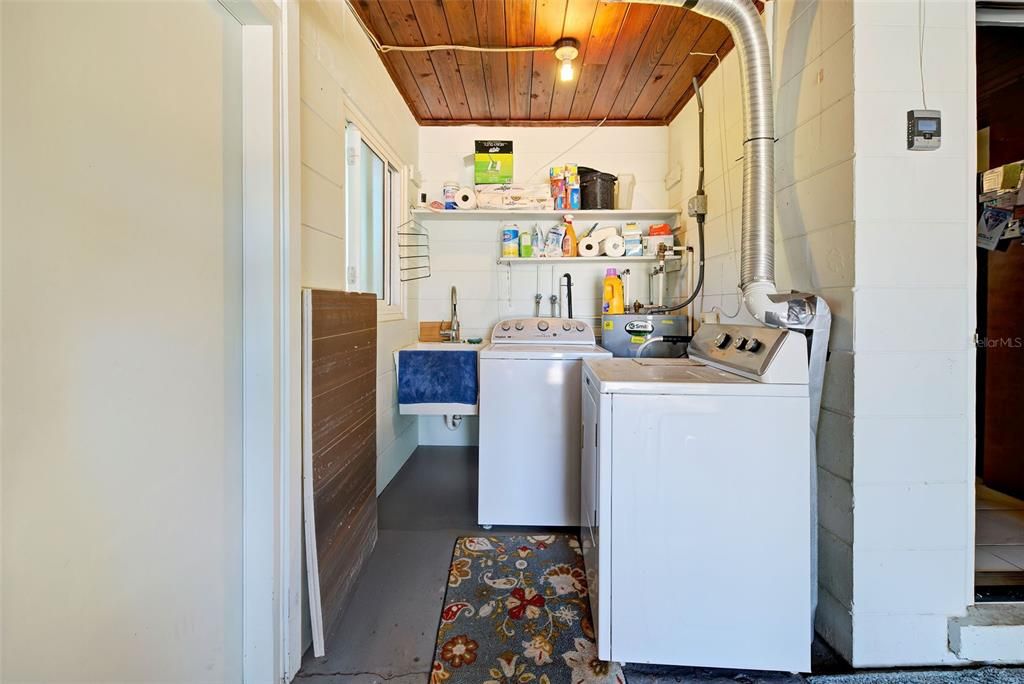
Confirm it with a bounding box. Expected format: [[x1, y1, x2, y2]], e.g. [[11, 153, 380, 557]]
[[907, 109, 941, 151], [490, 318, 596, 344]]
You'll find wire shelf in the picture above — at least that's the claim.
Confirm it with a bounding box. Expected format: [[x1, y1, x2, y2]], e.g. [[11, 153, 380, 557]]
[[397, 218, 431, 283]]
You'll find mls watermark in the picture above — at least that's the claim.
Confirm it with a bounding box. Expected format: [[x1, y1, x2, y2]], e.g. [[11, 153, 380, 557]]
[[976, 336, 1024, 348]]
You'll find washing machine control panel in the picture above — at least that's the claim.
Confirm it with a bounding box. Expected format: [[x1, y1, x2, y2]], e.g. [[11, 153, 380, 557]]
[[688, 323, 791, 378], [491, 318, 595, 344]]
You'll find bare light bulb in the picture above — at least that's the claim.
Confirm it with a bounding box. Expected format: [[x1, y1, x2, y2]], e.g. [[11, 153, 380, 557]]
[[560, 58, 574, 82]]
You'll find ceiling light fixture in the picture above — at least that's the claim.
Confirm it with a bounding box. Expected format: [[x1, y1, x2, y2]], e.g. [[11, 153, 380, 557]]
[[554, 38, 581, 82]]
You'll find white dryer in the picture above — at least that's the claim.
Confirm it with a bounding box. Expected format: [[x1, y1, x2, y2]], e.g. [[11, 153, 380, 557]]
[[479, 318, 611, 527], [580, 322, 812, 673]]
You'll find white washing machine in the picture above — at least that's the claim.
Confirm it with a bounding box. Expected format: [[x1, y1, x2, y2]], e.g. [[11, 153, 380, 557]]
[[580, 322, 812, 673], [478, 317, 611, 527]]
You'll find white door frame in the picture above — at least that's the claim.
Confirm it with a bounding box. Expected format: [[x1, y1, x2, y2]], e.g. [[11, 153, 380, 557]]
[[217, 1, 300, 682]]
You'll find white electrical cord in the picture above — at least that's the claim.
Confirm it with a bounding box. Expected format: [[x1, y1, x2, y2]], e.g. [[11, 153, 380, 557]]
[[918, 0, 928, 109], [525, 116, 611, 183], [346, 0, 554, 55]]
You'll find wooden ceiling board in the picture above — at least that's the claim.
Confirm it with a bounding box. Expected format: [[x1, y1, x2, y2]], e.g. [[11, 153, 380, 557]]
[[475, 0, 512, 120], [441, 0, 492, 119], [409, 0, 473, 118], [607, 4, 687, 119], [548, 0, 599, 119], [529, 0, 568, 119], [505, 0, 537, 120], [626, 11, 707, 119], [647, 18, 731, 121], [351, 0, 741, 125], [586, 3, 659, 119], [375, 0, 454, 119], [353, 0, 435, 119]]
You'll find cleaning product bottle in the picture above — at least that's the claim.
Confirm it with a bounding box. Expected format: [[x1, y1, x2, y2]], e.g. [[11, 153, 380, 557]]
[[531, 224, 543, 257], [562, 215, 578, 257], [603, 268, 624, 314]]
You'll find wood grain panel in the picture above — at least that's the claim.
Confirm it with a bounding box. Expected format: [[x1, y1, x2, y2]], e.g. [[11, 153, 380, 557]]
[[410, 0, 473, 119], [345, 0, 746, 124], [530, 0, 568, 119], [443, 0, 492, 119], [476, 0, 511, 120], [628, 13, 708, 119], [351, 0, 433, 120], [303, 289, 378, 654], [648, 19, 730, 122], [378, 0, 453, 120], [549, 0, 599, 119], [606, 6, 685, 119], [505, 0, 537, 120], [587, 4, 659, 119]]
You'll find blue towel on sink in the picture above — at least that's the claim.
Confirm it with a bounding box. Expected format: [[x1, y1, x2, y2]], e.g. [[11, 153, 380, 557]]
[[397, 350, 478, 406]]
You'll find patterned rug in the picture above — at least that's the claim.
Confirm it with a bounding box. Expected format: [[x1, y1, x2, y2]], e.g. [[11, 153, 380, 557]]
[[431, 534, 625, 684]]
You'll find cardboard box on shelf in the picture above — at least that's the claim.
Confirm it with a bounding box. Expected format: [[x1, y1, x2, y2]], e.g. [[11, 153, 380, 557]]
[[475, 140, 513, 185], [981, 161, 1022, 194]]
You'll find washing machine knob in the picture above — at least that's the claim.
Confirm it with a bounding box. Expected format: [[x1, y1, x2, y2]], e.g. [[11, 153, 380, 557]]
[[501, 321, 511, 331], [514, 321, 524, 331], [576, 322, 586, 332], [537, 320, 550, 331], [714, 332, 731, 349], [747, 338, 763, 353], [562, 321, 572, 331]]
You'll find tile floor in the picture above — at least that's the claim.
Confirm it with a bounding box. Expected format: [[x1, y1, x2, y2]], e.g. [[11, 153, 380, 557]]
[[975, 483, 1024, 584]]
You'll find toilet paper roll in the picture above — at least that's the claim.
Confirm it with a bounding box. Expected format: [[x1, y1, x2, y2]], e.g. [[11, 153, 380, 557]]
[[601, 235, 626, 258], [578, 236, 601, 257], [455, 187, 478, 210]]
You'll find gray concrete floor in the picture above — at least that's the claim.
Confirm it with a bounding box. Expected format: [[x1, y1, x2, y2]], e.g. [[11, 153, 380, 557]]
[[294, 446, 1024, 684]]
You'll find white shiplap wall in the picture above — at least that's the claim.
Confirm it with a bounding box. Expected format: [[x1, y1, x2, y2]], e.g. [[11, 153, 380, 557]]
[[668, 0, 857, 658], [415, 127, 680, 444], [298, 1, 419, 493]]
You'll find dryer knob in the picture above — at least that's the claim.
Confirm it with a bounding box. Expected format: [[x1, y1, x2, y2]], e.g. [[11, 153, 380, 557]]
[[514, 321, 525, 331], [501, 322, 511, 331], [537, 320, 550, 331], [562, 321, 572, 331]]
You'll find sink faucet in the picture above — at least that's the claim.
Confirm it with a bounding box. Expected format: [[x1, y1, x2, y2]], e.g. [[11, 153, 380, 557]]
[[443, 285, 461, 342]]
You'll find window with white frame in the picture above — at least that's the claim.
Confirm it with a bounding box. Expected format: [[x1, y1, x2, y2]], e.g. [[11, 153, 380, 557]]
[[345, 120, 405, 317]]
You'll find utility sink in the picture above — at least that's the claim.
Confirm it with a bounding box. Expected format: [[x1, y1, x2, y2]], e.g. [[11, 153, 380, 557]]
[[394, 341, 486, 416]]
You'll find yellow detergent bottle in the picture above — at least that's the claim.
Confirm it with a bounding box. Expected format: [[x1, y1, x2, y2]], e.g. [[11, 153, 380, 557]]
[[603, 268, 624, 314]]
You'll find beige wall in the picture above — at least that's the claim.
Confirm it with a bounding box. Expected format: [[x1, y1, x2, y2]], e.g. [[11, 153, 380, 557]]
[[668, 0, 856, 658], [297, 0, 420, 493], [2, 1, 245, 680]]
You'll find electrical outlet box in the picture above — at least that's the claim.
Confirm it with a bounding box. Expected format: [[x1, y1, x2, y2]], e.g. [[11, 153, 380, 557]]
[[907, 109, 941, 151]]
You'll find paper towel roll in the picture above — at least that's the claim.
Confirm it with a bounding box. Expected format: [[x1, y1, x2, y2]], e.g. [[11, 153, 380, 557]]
[[455, 187, 478, 210], [601, 235, 626, 258], [578, 236, 601, 257], [591, 226, 619, 242]]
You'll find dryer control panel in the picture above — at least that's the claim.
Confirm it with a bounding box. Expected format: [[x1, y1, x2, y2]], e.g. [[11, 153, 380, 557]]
[[688, 323, 804, 381], [490, 318, 596, 344]]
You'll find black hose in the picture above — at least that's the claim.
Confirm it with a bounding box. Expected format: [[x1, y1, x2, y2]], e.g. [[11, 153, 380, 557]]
[[562, 273, 573, 319], [646, 76, 706, 316]]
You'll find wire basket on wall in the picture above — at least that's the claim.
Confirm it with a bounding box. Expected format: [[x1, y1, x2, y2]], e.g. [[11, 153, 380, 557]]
[[397, 218, 431, 283]]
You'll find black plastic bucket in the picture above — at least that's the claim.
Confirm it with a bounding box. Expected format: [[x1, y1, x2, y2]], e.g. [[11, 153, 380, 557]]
[[579, 167, 617, 210]]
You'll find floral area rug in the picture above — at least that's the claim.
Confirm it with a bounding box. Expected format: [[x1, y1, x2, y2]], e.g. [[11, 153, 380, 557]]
[[431, 534, 625, 684]]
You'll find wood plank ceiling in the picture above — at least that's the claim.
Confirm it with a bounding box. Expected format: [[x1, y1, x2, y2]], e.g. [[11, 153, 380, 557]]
[[350, 0, 739, 125]]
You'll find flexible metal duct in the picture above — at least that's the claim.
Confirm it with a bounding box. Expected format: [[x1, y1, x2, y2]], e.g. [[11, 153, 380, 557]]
[[613, 0, 790, 324]]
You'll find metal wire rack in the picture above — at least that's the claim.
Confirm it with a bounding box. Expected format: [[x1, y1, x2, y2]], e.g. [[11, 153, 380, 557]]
[[397, 218, 431, 283]]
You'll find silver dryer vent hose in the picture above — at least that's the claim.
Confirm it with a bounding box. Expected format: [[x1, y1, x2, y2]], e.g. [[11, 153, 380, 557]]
[[612, 0, 786, 324]]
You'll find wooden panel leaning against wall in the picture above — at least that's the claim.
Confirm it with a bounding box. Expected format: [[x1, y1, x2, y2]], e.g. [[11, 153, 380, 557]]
[[303, 289, 378, 655]]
